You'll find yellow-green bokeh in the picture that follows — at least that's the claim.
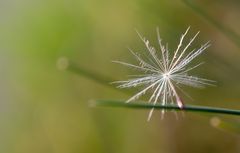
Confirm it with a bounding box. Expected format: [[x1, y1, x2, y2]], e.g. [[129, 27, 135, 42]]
[[0, 0, 240, 153]]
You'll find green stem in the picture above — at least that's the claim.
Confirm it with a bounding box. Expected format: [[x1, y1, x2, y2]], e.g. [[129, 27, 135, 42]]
[[182, 0, 240, 48], [67, 61, 114, 86], [93, 100, 240, 116], [57, 57, 132, 94]]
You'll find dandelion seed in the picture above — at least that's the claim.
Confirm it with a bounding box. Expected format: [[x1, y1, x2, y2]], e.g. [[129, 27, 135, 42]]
[[113, 27, 215, 121]]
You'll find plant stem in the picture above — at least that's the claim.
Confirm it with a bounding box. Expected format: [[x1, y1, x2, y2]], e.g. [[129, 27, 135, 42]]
[[67, 61, 114, 86], [57, 57, 132, 94], [93, 100, 240, 116]]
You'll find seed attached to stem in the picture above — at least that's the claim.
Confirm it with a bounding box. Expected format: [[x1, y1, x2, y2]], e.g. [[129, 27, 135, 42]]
[[113, 27, 215, 120]]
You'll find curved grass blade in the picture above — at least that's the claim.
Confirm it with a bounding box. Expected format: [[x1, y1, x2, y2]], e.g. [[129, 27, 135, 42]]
[[57, 57, 132, 94], [182, 0, 240, 48], [57, 57, 113, 84], [92, 100, 240, 116]]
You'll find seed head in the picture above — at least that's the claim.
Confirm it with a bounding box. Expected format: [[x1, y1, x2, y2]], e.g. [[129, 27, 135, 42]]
[[113, 27, 214, 120]]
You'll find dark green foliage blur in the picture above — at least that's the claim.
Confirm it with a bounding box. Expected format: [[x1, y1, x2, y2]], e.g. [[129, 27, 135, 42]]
[[0, 0, 240, 153]]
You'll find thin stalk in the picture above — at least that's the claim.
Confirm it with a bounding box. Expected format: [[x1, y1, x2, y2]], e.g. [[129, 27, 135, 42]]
[[67, 61, 114, 86], [182, 0, 240, 48], [57, 57, 132, 94], [93, 100, 240, 116]]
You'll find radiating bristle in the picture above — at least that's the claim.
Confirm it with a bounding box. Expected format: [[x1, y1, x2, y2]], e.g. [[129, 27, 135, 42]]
[[113, 27, 214, 120]]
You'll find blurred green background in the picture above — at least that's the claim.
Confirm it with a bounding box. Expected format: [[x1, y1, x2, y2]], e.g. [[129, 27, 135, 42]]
[[1, 0, 240, 153]]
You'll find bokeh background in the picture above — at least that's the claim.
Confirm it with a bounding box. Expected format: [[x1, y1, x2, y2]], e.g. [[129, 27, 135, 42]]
[[1, 0, 240, 153]]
